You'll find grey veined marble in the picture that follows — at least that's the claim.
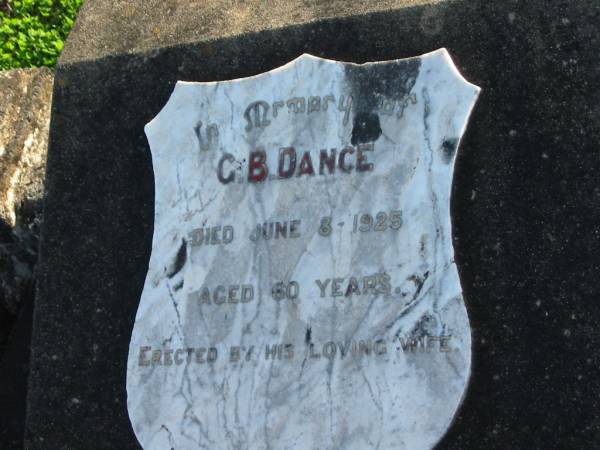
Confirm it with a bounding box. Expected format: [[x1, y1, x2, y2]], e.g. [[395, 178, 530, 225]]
[[127, 49, 480, 450]]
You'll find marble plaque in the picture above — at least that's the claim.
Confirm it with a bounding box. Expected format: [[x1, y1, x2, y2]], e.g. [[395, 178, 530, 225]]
[[127, 49, 480, 450]]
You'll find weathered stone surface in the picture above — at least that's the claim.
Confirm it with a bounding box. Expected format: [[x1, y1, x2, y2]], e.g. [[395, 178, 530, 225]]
[[27, 1, 600, 449], [0, 67, 52, 450], [0, 68, 51, 228], [61, 0, 441, 63], [0, 67, 51, 346]]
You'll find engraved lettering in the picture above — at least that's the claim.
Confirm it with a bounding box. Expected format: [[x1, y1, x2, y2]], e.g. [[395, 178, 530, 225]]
[[374, 339, 387, 355], [191, 284, 254, 306], [338, 94, 353, 126], [196, 348, 205, 363], [272, 100, 285, 118], [194, 121, 219, 152], [319, 149, 336, 175], [207, 348, 218, 362], [322, 94, 335, 111], [241, 285, 254, 303], [213, 286, 226, 305], [426, 336, 438, 352], [374, 95, 395, 116], [250, 221, 300, 241], [217, 153, 236, 184], [265, 344, 281, 360], [308, 96, 321, 113], [287, 97, 306, 114], [378, 273, 392, 295], [440, 335, 452, 352], [356, 340, 372, 357], [244, 101, 270, 131], [151, 349, 162, 365], [275, 222, 287, 239], [337, 341, 351, 358], [315, 279, 330, 297], [228, 285, 239, 304], [297, 151, 315, 177], [230, 346, 240, 362], [362, 275, 378, 295], [314, 273, 393, 298], [397, 93, 418, 119], [248, 149, 268, 182], [308, 343, 320, 358], [199, 288, 211, 304], [222, 226, 234, 244], [163, 349, 173, 366], [345, 277, 361, 297], [284, 344, 294, 359], [357, 143, 374, 172], [289, 220, 301, 238], [138, 346, 151, 366], [278, 147, 296, 179], [323, 341, 336, 359], [210, 226, 221, 244], [174, 349, 185, 365], [339, 146, 354, 173], [332, 278, 344, 297]]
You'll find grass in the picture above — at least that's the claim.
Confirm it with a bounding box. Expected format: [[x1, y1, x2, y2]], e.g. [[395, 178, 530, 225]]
[[0, 0, 83, 69]]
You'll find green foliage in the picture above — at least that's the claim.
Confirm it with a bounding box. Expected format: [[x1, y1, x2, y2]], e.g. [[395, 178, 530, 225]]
[[0, 0, 83, 69]]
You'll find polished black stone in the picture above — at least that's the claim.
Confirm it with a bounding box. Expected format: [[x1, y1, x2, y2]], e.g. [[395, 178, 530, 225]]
[[25, 1, 600, 448]]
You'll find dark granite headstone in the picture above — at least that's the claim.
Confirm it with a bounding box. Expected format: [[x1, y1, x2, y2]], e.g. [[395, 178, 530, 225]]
[[25, 0, 600, 449]]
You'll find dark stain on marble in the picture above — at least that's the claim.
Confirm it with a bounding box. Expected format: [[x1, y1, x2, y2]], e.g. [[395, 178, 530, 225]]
[[441, 137, 459, 163], [305, 326, 312, 344], [351, 111, 382, 145], [167, 239, 187, 279], [344, 57, 420, 116], [408, 312, 439, 338]]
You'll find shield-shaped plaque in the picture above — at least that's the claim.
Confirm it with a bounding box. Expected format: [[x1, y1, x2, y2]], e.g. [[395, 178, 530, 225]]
[[127, 49, 480, 449]]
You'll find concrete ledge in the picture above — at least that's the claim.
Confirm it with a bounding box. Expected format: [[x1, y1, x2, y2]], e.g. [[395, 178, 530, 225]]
[[61, 0, 442, 63]]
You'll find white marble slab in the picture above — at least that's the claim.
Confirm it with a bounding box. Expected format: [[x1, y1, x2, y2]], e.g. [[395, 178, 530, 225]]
[[127, 49, 480, 450]]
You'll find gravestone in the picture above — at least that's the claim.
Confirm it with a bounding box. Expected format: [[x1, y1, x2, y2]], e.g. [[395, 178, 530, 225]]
[[127, 50, 479, 449], [25, 1, 600, 449]]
